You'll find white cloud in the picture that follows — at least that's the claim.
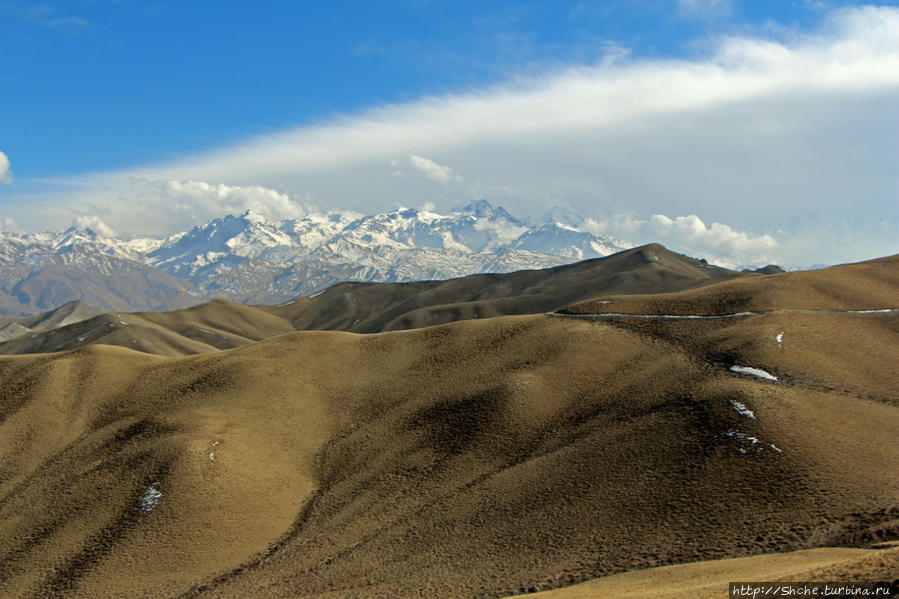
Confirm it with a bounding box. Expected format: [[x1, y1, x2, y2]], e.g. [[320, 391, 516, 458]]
[[1, 217, 19, 232], [155, 179, 310, 222], [408, 155, 462, 184], [584, 213, 778, 267], [83, 7, 897, 184], [74, 215, 116, 237], [47, 16, 89, 28], [9, 6, 899, 266], [0, 151, 11, 183], [677, 0, 733, 18], [54, 179, 315, 237]]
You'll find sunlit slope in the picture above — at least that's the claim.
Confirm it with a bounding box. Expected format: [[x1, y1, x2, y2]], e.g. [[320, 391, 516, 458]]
[[0, 300, 299, 356], [509, 544, 899, 599], [1, 313, 896, 598], [0, 301, 105, 342], [0, 244, 747, 356], [560, 253, 899, 406], [566, 253, 899, 316]]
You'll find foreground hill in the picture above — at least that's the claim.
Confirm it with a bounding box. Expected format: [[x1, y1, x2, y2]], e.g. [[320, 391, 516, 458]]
[[0, 251, 896, 598], [0, 244, 747, 356]]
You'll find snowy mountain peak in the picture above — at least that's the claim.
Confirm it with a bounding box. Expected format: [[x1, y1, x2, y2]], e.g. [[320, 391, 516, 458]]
[[240, 209, 267, 224], [541, 206, 585, 228], [1, 200, 636, 313], [451, 199, 520, 223]]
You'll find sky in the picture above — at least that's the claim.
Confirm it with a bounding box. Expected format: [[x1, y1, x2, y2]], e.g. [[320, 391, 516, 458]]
[[0, 0, 897, 267]]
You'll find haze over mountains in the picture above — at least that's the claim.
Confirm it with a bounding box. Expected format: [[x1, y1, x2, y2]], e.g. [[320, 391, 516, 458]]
[[0, 250, 896, 598], [0, 200, 631, 316]]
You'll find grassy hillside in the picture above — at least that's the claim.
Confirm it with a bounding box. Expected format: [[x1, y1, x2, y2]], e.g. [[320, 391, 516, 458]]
[[0, 251, 895, 598]]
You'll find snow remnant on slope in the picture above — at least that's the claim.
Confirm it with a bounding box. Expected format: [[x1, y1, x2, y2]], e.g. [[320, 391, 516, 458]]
[[138, 482, 162, 514], [730, 400, 756, 419], [776, 331, 784, 347], [730, 365, 778, 381], [721, 430, 782, 454]]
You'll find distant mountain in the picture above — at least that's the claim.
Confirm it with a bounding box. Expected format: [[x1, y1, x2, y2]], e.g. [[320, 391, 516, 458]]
[[0, 200, 631, 315]]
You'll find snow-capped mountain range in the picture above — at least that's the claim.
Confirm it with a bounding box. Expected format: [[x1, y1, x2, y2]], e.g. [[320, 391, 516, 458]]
[[0, 200, 632, 315]]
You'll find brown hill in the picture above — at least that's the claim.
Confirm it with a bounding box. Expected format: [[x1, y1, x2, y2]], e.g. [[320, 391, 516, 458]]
[[0, 244, 749, 356], [564, 253, 899, 316], [0, 300, 107, 343], [0, 251, 897, 598], [512, 544, 899, 599]]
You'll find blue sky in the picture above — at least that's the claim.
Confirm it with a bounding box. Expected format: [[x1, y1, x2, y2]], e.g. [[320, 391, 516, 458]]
[[1, 1, 897, 266], [0, 0, 877, 176]]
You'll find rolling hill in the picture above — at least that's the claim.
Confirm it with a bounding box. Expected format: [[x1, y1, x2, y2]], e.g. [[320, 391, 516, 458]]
[[0, 244, 748, 356], [0, 249, 896, 598]]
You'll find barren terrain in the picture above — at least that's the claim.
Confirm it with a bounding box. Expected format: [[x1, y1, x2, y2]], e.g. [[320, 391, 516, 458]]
[[0, 248, 896, 598]]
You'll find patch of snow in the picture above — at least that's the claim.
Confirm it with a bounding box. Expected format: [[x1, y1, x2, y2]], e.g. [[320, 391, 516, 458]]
[[571, 311, 760, 320], [277, 299, 296, 306], [848, 308, 896, 314], [730, 400, 756, 419], [196, 328, 215, 334], [137, 482, 162, 514], [77, 336, 85, 342], [719, 429, 782, 455], [725, 429, 760, 445], [209, 440, 219, 462], [776, 331, 784, 346], [730, 365, 778, 381], [308, 289, 326, 298]]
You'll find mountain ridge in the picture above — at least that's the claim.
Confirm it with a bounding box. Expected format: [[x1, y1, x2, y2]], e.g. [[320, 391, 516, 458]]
[[0, 200, 631, 316]]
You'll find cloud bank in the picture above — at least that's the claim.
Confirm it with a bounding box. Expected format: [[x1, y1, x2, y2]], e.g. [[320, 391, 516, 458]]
[[584, 213, 779, 267], [9, 6, 899, 265]]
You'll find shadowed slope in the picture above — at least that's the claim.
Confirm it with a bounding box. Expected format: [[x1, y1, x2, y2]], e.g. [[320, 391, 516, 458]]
[[272, 243, 742, 333], [0, 244, 747, 356], [1, 309, 897, 598]]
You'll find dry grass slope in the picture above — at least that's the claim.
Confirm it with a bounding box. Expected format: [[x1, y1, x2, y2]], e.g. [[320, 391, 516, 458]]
[[0, 252, 896, 598], [0, 244, 747, 356]]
